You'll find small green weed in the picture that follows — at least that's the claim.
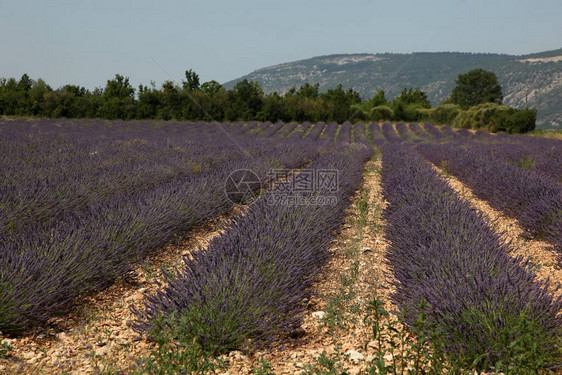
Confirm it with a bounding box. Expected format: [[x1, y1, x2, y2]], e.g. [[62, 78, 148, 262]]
[[301, 351, 349, 375], [251, 359, 274, 375], [133, 314, 228, 374], [516, 154, 535, 169], [0, 340, 13, 358]]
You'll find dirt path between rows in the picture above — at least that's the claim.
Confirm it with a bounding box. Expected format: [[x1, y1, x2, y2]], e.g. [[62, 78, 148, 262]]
[[432, 165, 562, 298]]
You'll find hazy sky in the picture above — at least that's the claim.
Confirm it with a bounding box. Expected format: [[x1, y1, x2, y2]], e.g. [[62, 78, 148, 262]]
[[1, 0, 561, 90]]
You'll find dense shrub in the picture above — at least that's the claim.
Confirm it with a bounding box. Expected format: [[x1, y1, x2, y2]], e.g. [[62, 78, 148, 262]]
[[430, 104, 463, 125], [491, 108, 537, 133], [394, 87, 431, 108], [370, 105, 394, 121], [450, 103, 536, 133], [392, 101, 424, 122], [452, 102, 508, 129], [413, 107, 434, 122]]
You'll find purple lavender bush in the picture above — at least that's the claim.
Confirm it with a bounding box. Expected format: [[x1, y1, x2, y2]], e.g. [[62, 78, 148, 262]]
[[320, 122, 338, 140], [353, 122, 369, 144], [395, 122, 419, 142], [260, 121, 285, 137], [423, 123, 443, 139], [380, 144, 561, 371], [337, 121, 352, 143], [440, 125, 460, 138], [275, 122, 298, 138], [368, 122, 385, 147], [382, 122, 403, 143], [287, 122, 310, 139], [408, 123, 432, 140], [304, 122, 325, 140]]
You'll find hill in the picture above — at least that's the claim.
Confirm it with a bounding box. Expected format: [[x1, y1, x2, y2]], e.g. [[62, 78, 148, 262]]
[[224, 49, 562, 129]]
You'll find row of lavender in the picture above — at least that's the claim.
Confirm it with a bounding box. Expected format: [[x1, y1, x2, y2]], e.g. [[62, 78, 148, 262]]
[[0, 119, 327, 334], [133, 143, 374, 352], [380, 144, 561, 370], [416, 141, 562, 259]]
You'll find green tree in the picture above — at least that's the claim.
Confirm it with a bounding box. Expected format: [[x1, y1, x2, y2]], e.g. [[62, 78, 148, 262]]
[[395, 87, 431, 108], [17, 74, 33, 92], [183, 69, 200, 92], [160, 81, 183, 119], [99, 74, 135, 119], [450, 68, 503, 108], [226, 79, 263, 120], [369, 89, 387, 107], [296, 83, 319, 99], [104, 74, 134, 100], [0, 77, 22, 115], [258, 92, 288, 122], [321, 84, 361, 123], [200, 80, 224, 96], [28, 79, 52, 115], [136, 83, 162, 119]]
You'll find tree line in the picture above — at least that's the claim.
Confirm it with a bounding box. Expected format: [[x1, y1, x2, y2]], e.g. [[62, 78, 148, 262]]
[[0, 68, 536, 133]]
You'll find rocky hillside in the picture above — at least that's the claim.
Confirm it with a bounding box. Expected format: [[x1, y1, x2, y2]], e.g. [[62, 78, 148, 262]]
[[224, 49, 562, 129]]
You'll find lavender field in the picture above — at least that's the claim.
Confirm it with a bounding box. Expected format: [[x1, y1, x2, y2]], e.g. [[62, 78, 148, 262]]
[[0, 118, 560, 373]]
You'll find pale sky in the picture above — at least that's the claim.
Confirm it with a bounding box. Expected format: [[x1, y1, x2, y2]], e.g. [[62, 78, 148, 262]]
[[1, 0, 560, 90]]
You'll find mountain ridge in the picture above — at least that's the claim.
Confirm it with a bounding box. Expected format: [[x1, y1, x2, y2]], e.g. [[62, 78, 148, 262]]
[[224, 49, 562, 128]]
